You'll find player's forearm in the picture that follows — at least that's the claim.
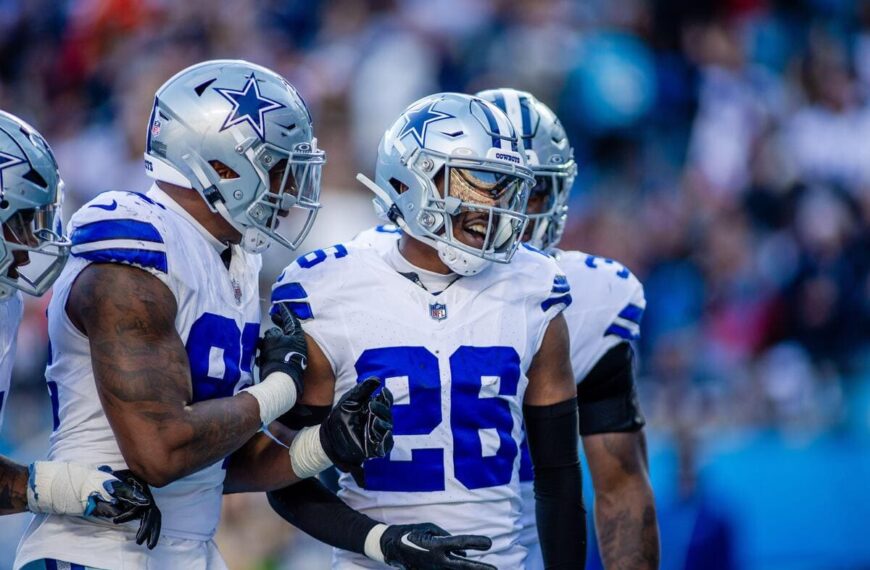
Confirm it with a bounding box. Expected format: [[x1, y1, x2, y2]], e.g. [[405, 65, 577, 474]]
[[594, 478, 659, 569], [584, 431, 659, 569], [120, 392, 263, 487], [0, 456, 28, 515], [224, 429, 302, 493]]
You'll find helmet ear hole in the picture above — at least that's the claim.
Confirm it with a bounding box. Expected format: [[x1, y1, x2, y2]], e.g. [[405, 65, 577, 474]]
[[389, 178, 408, 194], [209, 160, 239, 180]]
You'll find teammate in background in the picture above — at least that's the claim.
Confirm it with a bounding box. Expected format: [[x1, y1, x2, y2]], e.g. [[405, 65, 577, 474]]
[[0, 110, 158, 539], [477, 88, 660, 569], [14, 60, 393, 570], [269, 92, 586, 569]]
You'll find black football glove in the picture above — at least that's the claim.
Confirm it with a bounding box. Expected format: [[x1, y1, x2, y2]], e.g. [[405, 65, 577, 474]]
[[381, 523, 496, 570], [257, 303, 308, 395], [320, 377, 394, 486], [108, 469, 162, 550]]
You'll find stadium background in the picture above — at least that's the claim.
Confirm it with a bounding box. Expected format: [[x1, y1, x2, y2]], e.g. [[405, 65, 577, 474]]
[[1, 0, 869, 568]]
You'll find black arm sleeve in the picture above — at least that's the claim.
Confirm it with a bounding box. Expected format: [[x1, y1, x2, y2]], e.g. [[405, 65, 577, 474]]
[[276, 403, 331, 430], [524, 398, 586, 569], [575, 342, 646, 436], [267, 478, 379, 554]]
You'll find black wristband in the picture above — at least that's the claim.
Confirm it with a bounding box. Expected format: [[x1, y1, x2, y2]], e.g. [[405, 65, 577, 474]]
[[576, 343, 645, 436], [524, 399, 586, 569], [267, 478, 379, 554]]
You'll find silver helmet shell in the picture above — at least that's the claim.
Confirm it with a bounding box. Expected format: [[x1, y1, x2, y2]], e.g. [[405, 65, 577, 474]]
[[476, 88, 576, 250], [0, 110, 69, 299], [145, 59, 325, 253], [363, 92, 534, 275]]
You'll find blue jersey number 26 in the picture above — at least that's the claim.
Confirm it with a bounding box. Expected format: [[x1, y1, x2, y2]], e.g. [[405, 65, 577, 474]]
[[355, 345, 521, 492]]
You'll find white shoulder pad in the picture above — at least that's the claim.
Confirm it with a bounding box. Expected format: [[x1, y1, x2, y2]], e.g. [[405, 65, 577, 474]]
[[68, 191, 171, 279], [270, 243, 356, 322], [349, 224, 402, 253], [554, 249, 646, 381]]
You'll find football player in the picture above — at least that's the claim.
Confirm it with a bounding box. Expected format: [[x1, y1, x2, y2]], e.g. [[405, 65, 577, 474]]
[[0, 110, 158, 535], [268, 92, 587, 569], [477, 88, 660, 569], [14, 60, 394, 570]]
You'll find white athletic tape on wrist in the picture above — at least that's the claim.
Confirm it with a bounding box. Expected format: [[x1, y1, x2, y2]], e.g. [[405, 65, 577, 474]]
[[242, 372, 298, 425], [288, 425, 332, 479], [27, 461, 113, 516], [364, 523, 388, 563]]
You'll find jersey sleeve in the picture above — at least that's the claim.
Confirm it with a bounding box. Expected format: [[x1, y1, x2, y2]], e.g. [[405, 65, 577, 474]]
[[349, 224, 402, 252], [559, 252, 646, 383], [519, 245, 573, 357], [269, 244, 352, 374], [68, 192, 172, 286]]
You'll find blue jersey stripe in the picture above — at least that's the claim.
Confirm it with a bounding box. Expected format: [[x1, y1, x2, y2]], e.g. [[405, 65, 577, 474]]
[[0, 391, 5, 419], [551, 274, 570, 294], [618, 303, 644, 324], [541, 293, 572, 312], [271, 300, 313, 321], [73, 248, 168, 273], [271, 282, 308, 303], [605, 323, 639, 340], [491, 92, 508, 114], [72, 219, 163, 246]]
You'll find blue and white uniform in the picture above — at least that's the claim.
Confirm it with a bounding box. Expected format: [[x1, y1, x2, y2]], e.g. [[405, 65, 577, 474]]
[[0, 292, 24, 428], [352, 226, 646, 569], [271, 235, 571, 569], [519, 249, 645, 569], [15, 187, 262, 570]]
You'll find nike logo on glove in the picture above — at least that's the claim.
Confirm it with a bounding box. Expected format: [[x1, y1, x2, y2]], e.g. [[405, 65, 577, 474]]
[[401, 533, 429, 552], [91, 200, 118, 211]]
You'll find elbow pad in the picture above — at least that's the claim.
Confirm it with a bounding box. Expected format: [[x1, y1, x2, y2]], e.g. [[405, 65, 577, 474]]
[[576, 343, 645, 436]]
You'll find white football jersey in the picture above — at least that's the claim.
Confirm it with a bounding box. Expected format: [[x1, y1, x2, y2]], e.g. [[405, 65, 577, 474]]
[[16, 186, 261, 569], [520, 249, 645, 569], [0, 291, 24, 429], [271, 238, 571, 569], [353, 227, 647, 569]]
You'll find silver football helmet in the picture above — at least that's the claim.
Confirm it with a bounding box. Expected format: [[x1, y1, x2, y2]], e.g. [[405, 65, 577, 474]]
[[0, 110, 69, 299], [476, 88, 576, 250], [145, 59, 325, 253], [357, 92, 534, 275]]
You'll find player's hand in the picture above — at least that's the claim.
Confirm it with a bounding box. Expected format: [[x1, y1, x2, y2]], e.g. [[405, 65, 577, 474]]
[[109, 469, 162, 550], [27, 461, 147, 517], [380, 523, 496, 570], [319, 377, 394, 483], [257, 303, 308, 394]]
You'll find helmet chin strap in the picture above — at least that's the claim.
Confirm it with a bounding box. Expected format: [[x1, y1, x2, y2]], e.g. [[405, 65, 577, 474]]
[[357, 173, 492, 276], [213, 201, 271, 254]]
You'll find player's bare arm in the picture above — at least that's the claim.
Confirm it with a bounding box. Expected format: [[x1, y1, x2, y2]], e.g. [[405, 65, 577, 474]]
[[0, 457, 27, 514], [585, 430, 659, 569], [68, 262, 264, 488], [524, 313, 587, 568]]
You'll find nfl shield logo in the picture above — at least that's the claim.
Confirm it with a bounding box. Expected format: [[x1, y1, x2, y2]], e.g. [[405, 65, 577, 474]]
[[231, 278, 242, 304], [151, 120, 161, 137], [429, 302, 447, 321]]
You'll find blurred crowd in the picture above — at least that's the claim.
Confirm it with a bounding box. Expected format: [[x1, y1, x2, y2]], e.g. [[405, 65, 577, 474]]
[[2, 0, 870, 568]]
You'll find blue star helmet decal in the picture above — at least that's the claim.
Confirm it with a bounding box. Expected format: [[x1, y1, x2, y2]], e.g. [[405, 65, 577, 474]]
[[214, 73, 285, 141], [0, 150, 25, 196], [399, 101, 454, 147]]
